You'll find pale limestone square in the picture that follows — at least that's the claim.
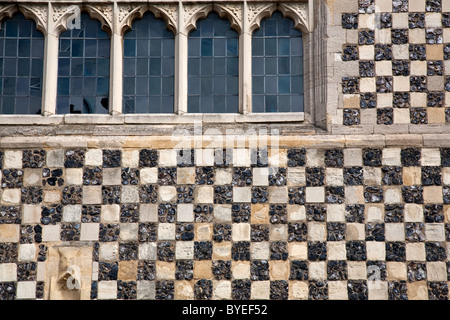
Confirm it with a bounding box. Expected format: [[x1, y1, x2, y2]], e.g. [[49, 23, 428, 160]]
[[404, 204, 424, 222], [85, 149, 103, 166], [65, 168, 83, 185], [421, 148, 441, 166], [251, 281, 270, 300], [18, 244, 36, 262], [4, 151, 22, 169], [328, 281, 348, 300], [233, 149, 251, 167], [214, 168, 232, 185], [385, 223, 405, 242], [253, 167, 269, 186], [176, 241, 194, 260], [327, 204, 345, 222], [233, 187, 251, 203], [63, 205, 82, 222], [137, 281, 155, 300], [392, 44, 409, 60], [80, 223, 100, 241], [377, 93, 393, 107], [269, 224, 287, 241], [213, 281, 231, 300], [102, 204, 120, 222], [425, 224, 445, 242], [102, 168, 121, 185], [269, 187, 288, 203], [23, 205, 41, 224], [410, 61, 427, 75], [368, 282, 388, 300], [159, 186, 177, 203], [359, 45, 374, 60], [410, 92, 427, 107], [287, 205, 306, 221], [366, 242, 386, 261], [359, 78, 376, 92], [232, 223, 251, 241], [98, 281, 118, 300], [364, 167, 381, 185], [120, 223, 138, 241], [344, 148, 362, 166], [140, 168, 158, 184], [382, 148, 401, 166], [308, 222, 326, 241], [83, 186, 102, 205], [121, 185, 139, 203], [409, 28, 426, 43], [195, 149, 214, 166], [375, 61, 392, 76], [392, 12, 408, 28], [309, 261, 326, 280], [232, 262, 251, 280], [327, 241, 347, 260], [426, 262, 447, 281], [214, 205, 232, 222], [158, 223, 175, 240], [394, 108, 410, 124], [287, 168, 306, 186], [393, 76, 410, 91], [305, 187, 325, 203], [23, 169, 41, 186], [42, 225, 60, 242], [348, 261, 367, 280], [139, 243, 156, 260], [122, 150, 139, 168], [306, 149, 324, 167], [43, 190, 61, 203], [159, 149, 177, 167], [16, 281, 36, 300], [177, 167, 196, 185], [0, 263, 17, 282], [384, 187, 402, 204], [346, 223, 365, 241], [325, 168, 343, 186], [2, 189, 21, 204], [251, 242, 270, 260], [366, 204, 384, 222], [406, 243, 426, 261], [99, 243, 119, 261], [426, 12, 442, 27], [0, 224, 19, 242], [46, 149, 64, 168], [195, 185, 214, 203], [443, 168, 450, 185], [177, 204, 194, 222], [345, 186, 364, 203]]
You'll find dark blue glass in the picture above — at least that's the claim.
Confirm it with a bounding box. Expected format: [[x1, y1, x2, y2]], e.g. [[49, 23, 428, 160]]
[[252, 11, 304, 112], [188, 12, 239, 113], [57, 13, 110, 114], [123, 12, 174, 113], [0, 13, 44, 114]]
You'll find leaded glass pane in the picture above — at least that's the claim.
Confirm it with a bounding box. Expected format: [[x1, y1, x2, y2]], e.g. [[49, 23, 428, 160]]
[[252, 11, 304, 112], [188, 12, 239, 113], [123, 12, 175, 113], [0, 13, 44, 114], [57, 13, 110, 114]]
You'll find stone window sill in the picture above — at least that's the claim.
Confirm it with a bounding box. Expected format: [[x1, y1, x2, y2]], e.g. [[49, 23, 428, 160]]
[[0, 113, 304, 125]]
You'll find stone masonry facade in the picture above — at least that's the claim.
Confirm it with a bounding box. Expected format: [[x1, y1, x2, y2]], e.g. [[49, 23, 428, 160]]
[[1, 0, 450, 301]]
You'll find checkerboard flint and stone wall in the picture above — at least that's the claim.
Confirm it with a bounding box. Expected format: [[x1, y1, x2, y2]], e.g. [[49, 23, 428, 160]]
[[0, 145, 450, 300], [340, 0, 450, 126]]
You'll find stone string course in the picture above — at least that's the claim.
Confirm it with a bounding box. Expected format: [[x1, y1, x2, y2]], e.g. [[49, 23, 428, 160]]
[[0, 142, 449, 300]]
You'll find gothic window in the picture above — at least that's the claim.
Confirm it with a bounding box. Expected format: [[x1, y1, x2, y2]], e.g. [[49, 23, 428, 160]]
[[0, 13, 44, 114], [123, 12, 175, 113], [252, 11, 304, 112], [57, 12, 110, 114], [188, 12, 239, 113]]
